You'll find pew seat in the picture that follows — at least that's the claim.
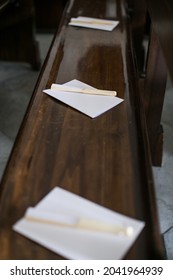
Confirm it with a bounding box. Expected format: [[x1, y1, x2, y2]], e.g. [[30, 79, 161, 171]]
[[0, 0, 164, 259]]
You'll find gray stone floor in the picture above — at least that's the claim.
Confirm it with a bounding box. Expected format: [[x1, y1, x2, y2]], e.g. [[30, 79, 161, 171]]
[[152, 80, 173, 259], [0, 33, 173, 259], [0, 33, 53, 177]]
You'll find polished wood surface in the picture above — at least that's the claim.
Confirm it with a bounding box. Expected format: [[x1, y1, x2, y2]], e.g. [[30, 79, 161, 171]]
[[0, 0, 164, 259]]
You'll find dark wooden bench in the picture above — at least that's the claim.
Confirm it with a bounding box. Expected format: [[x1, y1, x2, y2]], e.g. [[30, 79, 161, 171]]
[[144, 0, 173, 166], [0, 0, 40, 69], [0, 0, 164, 259], [34, 0, 68, 32], [145, 0, 173, 83], [127, 0, 170, 166]]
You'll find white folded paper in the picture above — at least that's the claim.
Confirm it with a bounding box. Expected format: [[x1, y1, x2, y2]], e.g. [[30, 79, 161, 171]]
[[69, 16, 119, 31], [43, 79, 123, 118], [13, 187, 145, 260]]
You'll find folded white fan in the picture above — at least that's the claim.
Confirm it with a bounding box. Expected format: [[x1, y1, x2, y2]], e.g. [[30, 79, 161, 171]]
[[13, 187, 145, 260], [43, 79, 124, 118], [69, 16, 119, 31]]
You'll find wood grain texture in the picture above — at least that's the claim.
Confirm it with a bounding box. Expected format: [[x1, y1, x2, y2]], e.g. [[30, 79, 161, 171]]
[[0, 0, 164, 259]]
